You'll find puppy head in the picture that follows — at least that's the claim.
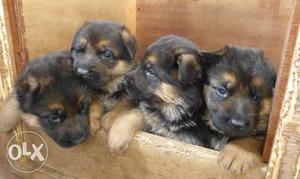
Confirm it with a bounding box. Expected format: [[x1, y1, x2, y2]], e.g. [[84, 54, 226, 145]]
[[15, 52, 91, 147], [124, 62, 175, 104], [71, 21, 137, 93], [124, 35, 203, 111], [201, 46, 276, 138]]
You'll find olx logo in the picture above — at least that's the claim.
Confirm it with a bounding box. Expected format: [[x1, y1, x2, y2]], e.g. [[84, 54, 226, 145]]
[[8, 142, 45, 161], [6, 131, 48, 173]]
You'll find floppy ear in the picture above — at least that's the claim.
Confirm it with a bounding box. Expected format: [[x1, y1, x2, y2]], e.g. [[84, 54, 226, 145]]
[[119, 26, 138, 60], [70, 21, 91, 51], [15, 74, 45, 113], [177, 53, 203, 86], [0, 92, 22, 132], [261, 53, 277, 88], [198, 46, 229, 68]]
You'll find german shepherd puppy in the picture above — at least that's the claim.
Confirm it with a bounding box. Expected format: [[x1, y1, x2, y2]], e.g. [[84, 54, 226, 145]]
[[70, 21, 140, 153], [0, 52, 93, 148], [123, 35, 208, 146], [200, 45, 276, 174]]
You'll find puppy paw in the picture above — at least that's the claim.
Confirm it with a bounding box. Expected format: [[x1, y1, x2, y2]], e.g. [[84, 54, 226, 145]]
[[90, 118, 101, 136], [218, 144, 262, 175], [106, 109, 143, 155], [108, 127, 133, 155], [101, 112, 119, 133]]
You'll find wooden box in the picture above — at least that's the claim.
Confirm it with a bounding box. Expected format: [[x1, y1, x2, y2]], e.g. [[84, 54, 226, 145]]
[[0, 0, 299, 178]]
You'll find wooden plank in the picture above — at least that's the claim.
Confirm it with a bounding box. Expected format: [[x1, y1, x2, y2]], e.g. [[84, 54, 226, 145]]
[[266, 0, 300, 176], [6, 0, 28, 74], [263, 0, 300, 162], [11, 124, 266, 179], [0, 0, 15, 102], [22, 0, 134, 59], [136, 0, 293, 71]]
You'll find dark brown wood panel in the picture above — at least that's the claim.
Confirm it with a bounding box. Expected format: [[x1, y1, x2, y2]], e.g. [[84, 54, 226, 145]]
[[263, 0, 300, 162], [136, 0, 293, 71]]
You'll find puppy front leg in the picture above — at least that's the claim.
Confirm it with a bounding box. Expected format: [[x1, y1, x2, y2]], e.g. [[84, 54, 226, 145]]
[[0, 92, 21, 132], [218, 138, 264, 175], [108, 109, 143, 154], [100, 99, 134, 133], [89, 97, 104, 135]]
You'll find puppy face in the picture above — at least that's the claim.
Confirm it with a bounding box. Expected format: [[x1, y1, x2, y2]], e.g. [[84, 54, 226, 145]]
[[71, 21, 137, 93], [202, 46, 276, 138], [124, 35, 203, 121], [16, 52, 91, 147], [125, 63, 178, 104]]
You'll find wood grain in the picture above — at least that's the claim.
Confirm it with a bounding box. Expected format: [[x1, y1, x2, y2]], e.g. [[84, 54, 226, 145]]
[[12, 123, 266, 179], [136, 0, 293, 71], [22, 0, 134, 59], [6, 0, 28, 74], [2, 0, 300, 178], [266, 0, 300, 177], [0, 0, 14, 103], [263, 0, 300, 162]]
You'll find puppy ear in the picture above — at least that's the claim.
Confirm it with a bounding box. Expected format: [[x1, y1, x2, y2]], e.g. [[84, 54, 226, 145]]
[[119, 26, 138, 60], [177, 53, 202, 86], [16, 74, 46, 113], [198, 46, 229, 68], [71, 21, 91, 51], [0, 92, 21, 132], [261, 53, 277, 88]]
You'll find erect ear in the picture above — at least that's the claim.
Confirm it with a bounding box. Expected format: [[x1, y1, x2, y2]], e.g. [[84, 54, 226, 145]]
[[70, 21, 91, 51], [177, 53, 203, 87], [0, 92, 21, 132], [15, 74, 49, 113], [119, 25, 138, 60], [261, 54, 277, 88], [198, 45, 229, 68]]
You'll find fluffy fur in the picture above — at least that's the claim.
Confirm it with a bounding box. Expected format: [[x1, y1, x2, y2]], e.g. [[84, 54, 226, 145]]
[[70, 21, 140, 153], [124, 35, 209, 146], [0, 52, 93, 147], [200, 45, 276, 174]]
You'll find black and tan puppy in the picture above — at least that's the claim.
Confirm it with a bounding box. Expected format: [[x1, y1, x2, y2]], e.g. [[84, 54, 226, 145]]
[[0, 52, 92, 148], [200, 45, 276, 174], [70, 21, 141, 153], [122, 35, 208, 146], [71, 21, 137, 93]]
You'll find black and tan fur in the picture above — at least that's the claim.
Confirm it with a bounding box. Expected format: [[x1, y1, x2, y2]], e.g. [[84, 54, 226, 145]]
[[123, 35, 209, 146], [70, 21, 141, 153], [0, 52, 93, 148], [200, 45, 276, 174]]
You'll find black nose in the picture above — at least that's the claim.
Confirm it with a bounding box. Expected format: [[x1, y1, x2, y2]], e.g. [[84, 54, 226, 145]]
[[229, 118, 248, 130], [76, 68, 90, 78]]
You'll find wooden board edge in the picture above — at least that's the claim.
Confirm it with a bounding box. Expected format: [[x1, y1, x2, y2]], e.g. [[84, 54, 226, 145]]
[[266, 1, 300, 177], [263, 0, 300, 162], [5, 0, 28, 74]]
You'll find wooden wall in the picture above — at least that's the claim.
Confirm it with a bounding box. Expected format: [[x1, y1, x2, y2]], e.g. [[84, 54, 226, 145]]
[[22, 0, 135, 59], [136, 0, 293, 71], [22, 0, 293, 71], [20, 0, 295, 163]]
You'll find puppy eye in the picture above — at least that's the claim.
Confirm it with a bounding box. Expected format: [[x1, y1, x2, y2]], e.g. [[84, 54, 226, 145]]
[[251, 93, 261, 102], [215, 87, 229, 98], [79, 101, 89, 114], [99, 50, 113, 60], [49, 109, 66, 123], [145, 70, 155, 78], [77, 48, 85, 53], [144, 64, 156, 77], [49, 115, 61, 123]]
